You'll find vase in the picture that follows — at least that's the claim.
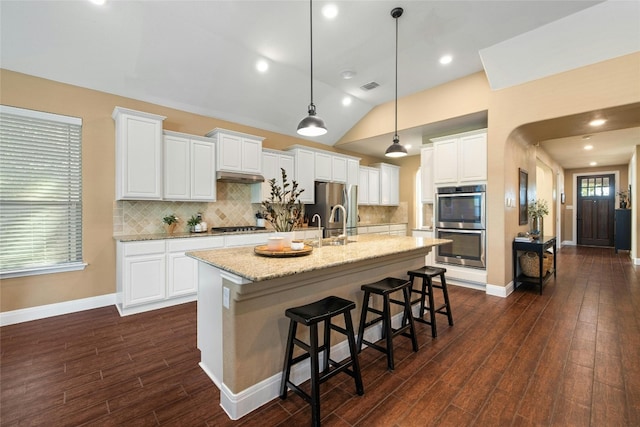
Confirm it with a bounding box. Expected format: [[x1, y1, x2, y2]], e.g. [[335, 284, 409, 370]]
[[620, 201, 628, 209], [166, 223, 177, 234], [530, 217, 543, 239], [274, 231, 295, 248]]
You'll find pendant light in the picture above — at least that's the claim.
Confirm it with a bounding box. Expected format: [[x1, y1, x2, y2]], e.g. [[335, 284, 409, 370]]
[[297, 0, 327, 137], [385, 7, 408, 158]]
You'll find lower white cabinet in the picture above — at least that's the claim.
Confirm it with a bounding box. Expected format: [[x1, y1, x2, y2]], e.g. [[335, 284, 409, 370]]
[[121, 241, 166, 308], [357, 224, 407, 236], [117, 236, 224, 315], [412, 229, 434, 265]]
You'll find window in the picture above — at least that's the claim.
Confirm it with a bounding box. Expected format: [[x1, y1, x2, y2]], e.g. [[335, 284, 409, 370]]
[[0, 105, 85, 278]]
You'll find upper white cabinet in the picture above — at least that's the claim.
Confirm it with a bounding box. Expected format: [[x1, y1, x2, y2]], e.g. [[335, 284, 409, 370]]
[[206, 128, 263, 175], [420, 146, 434, 203], [314, 152, 348, 183], [347, 158, 359, 189], [163, 131, 216, 201], [113, 107, 166, 200], [372, 163, 400, 206], [358, 166, 381, 205], [286, 147, 315, 204], [251, 149, 295, 203], [432, 129, 487, 185]]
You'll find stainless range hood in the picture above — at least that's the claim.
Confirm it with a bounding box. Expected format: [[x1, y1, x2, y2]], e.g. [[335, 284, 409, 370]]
[[216, 170, 265, 184]]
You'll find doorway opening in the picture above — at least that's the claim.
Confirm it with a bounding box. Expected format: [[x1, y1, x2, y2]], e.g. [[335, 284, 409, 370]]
[[576, 174, 615, 246]]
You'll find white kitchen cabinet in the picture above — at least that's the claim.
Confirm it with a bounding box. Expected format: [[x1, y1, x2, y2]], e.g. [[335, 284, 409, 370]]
[[373, 163, 400, 206], [421, 146, 434, 203], [358, 166, 381, 205], [314, 152, 332, 182], [347, 158, 360, 189], [432, 129, 487, 185], [286, 147, 315, 203], [163, 131, 216, 201], [251, 150, 295, 203], [117, 236, 224, 316], [331, 156, 347, 183], [206, 128, 263, 175], [118, 241, 166, 309], [412, 229, 434, 265], [314, 152, 347, 183], [113, 107, 166, 200], [166, 237, 224, 299]]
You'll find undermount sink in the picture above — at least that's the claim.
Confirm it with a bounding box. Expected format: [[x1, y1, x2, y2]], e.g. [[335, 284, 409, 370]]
[[306, 237, 357, 247]]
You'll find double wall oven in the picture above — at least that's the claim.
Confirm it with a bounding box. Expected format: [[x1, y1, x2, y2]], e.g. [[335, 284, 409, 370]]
[[435, 184, 486, 269]]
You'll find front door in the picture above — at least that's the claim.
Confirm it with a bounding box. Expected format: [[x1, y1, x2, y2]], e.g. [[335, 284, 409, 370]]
[[577, 174, 615, 246]]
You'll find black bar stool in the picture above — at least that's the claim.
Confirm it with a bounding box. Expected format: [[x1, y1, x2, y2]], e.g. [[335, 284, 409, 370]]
[[280, 296, 364, 427], [356, 277, 418, 371], [407, 266, 454, 338]]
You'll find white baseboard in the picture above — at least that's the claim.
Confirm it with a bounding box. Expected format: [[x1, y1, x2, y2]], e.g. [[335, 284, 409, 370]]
[[485, 282, 514, 298], [0, 293, 116, 327], [562, 240, 575, 246]]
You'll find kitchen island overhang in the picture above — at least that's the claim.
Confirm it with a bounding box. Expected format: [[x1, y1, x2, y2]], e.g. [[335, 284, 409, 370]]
[[187, 234, 450, 420]]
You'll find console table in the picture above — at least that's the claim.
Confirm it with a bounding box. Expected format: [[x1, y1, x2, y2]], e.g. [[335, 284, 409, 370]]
[[512, 236, 557, 294]]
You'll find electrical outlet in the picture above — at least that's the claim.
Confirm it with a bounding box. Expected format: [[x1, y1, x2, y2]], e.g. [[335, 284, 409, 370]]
[[223, 287, 230, 309]]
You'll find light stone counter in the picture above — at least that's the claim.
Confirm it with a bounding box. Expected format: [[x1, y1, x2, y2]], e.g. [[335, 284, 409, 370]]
[[188, 234, 449, 421], [187, 234, 448, 282]]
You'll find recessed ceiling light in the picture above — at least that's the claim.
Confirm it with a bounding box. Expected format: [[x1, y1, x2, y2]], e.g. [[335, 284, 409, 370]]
[[256, 60, 269, 73], [405, 144, 412, 150], [322, 4, 338, 19], [89, 0, 106, 4], [584, 145, 593, 150], [590, 161, 598, 166], [582, 135, 592, 139], [439, 55, 452, 65], [340, 70, 356, 80], [342, 96, 352, 106], [589, 119, 606, 126]]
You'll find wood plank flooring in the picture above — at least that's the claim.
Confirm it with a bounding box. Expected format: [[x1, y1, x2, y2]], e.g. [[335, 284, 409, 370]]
[[2, 245, 639, 426]]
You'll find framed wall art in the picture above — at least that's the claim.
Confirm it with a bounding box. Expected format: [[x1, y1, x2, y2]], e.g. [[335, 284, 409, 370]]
[[519, 168, 528, 225]]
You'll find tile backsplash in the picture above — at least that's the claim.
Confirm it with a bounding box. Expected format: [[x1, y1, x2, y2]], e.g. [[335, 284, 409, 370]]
[[113, 182, 408, 236]]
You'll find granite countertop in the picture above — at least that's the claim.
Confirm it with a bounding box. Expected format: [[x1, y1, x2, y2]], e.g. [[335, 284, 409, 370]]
[[187, 234, 449, 282]]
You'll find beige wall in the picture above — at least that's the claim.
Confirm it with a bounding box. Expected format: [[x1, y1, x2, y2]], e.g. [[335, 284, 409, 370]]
[[0, 69, 383, 312]]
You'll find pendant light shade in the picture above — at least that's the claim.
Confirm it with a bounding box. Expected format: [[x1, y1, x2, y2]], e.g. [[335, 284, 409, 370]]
[[385, 7, 407, 158], [297, 0, 327, 137]]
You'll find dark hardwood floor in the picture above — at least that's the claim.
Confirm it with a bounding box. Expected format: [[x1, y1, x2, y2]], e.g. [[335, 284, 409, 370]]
[[2, 246, 639, 426]]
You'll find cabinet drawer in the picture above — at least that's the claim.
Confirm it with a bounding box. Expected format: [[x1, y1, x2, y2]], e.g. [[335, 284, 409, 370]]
[[367, 225, 390, 234], [389, 224, 406, 232], [167, 236, 224, 252], [225, 233, 269, 247], [123, 241, 165, 256]]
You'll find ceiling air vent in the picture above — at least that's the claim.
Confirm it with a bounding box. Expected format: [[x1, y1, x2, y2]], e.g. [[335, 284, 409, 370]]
[[360, 81, 380, 91]]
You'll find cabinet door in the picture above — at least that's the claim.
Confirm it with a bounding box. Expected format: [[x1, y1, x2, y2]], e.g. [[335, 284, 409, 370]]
[[115, 111, 164, 200], [167, 252, 198, 297], [241, 138, 262, 174], [358, 167, 369, 205], [217, 133, 243, 172], [191, 139, 217, 201], [294, 149, 315, 203], [433, 138, 458, 184], [458, 133, 487, 182], [389, 166, 399, 206], [379, 165, 391, 205], [368, 168, 380, 205], [331, 156, 347, 183], [123, 254, 166, 307], [163, 134, 190, 200], [421, 147, 434, 202], [315, 152, 332, 182], [280, 154, 295, 184], [347, 159, 359, 189]]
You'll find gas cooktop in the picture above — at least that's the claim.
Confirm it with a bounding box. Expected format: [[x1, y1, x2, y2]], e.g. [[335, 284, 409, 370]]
[[210, 226, 267, 233]]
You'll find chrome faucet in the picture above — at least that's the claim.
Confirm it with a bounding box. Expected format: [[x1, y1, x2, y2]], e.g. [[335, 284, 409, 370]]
[[329, 204, 347, 244], [311, 213, 322, 247]]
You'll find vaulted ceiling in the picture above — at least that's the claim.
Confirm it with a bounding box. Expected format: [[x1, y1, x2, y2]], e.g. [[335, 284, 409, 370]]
[[1, 0, 638, 165]]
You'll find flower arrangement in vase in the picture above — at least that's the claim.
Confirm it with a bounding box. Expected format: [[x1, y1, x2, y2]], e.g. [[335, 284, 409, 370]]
[[617, 190, 629, 209], [527, 199, 549, 239], [260, 168, 305, 232]]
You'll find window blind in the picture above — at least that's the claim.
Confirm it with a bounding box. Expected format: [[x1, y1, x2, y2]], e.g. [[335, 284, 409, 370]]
[[0, 105, 84, 278]]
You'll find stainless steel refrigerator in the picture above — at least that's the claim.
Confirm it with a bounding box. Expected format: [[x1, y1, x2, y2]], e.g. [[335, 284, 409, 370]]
[[306, 182, 358, 238]]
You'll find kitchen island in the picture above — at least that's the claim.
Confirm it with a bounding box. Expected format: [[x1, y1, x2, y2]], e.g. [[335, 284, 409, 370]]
[[187, 234, 449, 419]]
